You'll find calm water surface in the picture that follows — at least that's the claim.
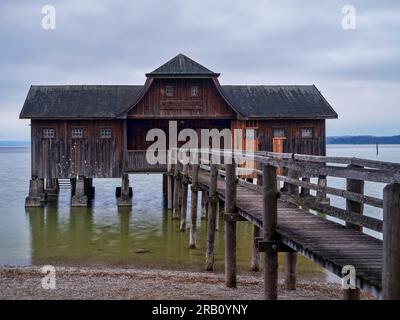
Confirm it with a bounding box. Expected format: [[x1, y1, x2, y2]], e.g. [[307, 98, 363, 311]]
[[0, 145, 399, 282]]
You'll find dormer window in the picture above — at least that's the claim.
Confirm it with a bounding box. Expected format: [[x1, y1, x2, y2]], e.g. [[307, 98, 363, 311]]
[[165, 85, 173, 97], [191, 86, 198, 97]]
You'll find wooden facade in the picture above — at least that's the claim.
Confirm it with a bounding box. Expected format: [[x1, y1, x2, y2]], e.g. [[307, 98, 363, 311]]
[[128, 78, 235, 119], [30, 120, 124, 178]]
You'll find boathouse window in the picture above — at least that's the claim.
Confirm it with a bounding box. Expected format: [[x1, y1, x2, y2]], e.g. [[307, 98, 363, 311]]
[[165, 85, 173, 97], [191, 86, 198, 97], [100, 128, 112, 139], [301, 128, 313, 138], [72, 128, 83, 139], [273, 128, 285, 137], [43, 128, 55, 139], [245, 128, 257, 139]]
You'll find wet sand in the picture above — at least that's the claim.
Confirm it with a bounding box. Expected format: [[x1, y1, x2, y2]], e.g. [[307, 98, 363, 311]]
[[0, 266, 371, 300]]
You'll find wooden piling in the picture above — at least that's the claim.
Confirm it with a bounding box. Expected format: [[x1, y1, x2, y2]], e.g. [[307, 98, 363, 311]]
[[45, 178, 59, 198], [251, 225, 261, 271], [205, 163, 218, 271], [285, 169, 298, 290], [72, 176, 88, 207], [216, 201, 220, 231], [382, 183, 400, 300], [117, 173, 132, 207], [189, 164, 199, 249], [173, 163, 181, 219], [201, 190, 208, 220], [70, 177, 76, 197], [25, 178, 43, 207], [251, 171, 262, 271], [344, 165, 364, 299], [167, 165, 174, 210], [225, 160, 237, 288], [180, 165, 189, 231], [262, 164, 278, 300]]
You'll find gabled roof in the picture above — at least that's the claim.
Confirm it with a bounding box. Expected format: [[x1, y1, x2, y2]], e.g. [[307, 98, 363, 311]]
[[145, 54, 220, 77], [20, 84, 337, 120], [19, 55, 338, 120], [220, 85, 338, 119], [19, 85, 144, 119]]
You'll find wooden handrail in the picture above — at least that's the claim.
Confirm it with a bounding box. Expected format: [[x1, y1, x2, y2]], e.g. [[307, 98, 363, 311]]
[[172, 147, 400, 299]]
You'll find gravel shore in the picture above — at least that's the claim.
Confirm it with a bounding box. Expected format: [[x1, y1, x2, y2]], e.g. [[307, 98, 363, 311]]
[[0, 266, 370, 300]]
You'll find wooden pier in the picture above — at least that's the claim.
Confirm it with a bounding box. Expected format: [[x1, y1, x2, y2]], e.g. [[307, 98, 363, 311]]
[[166, 149, 400, 300]]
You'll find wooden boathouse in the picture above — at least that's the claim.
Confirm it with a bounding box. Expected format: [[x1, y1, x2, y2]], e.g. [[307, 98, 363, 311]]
[[20, 54, 400, 300], [20, 53, 337, 206]]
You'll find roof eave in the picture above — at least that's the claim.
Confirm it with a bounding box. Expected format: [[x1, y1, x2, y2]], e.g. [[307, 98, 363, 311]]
[[246, 115, 338, 120], [145, 73, 220, 78]]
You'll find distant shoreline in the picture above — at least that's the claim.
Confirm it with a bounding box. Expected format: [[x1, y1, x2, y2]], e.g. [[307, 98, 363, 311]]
[[327, 135, 400, 144]]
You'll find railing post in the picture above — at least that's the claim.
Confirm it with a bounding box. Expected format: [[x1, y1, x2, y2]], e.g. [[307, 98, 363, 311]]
[[317, 175, 329, 204], [300, 177, 310, 197], [172, 163, 181, 219], [285, 169, 298, 290], [205, 162, 218, 271], [189, 164, 199, 249], [180, 164, 189, 231], [344, 164, 364, 300], [383, 183, 400, 300], [346, 165, 364, 232], [225, 158, 237, 288], [263, 164, 278, 300]]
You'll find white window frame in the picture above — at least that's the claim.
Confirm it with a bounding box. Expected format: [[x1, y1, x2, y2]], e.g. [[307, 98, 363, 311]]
[[165, 85, 173, 97], [100, 128, 112, 139], [301, 128, 313, 139], [72, 128, 84, 139], [43, 128, 55, 139], [191, 86, 198, 97]]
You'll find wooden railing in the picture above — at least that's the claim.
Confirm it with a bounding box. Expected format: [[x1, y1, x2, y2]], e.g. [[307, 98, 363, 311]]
[[125, 150, 167, 172], [168, 148, 400, 300]]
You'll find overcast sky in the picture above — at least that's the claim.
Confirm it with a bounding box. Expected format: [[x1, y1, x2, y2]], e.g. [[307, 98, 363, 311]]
[[0, 0, 399, 140]]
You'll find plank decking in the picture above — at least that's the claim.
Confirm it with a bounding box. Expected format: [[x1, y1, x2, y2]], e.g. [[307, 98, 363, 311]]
[[193, 168, 383, 299]]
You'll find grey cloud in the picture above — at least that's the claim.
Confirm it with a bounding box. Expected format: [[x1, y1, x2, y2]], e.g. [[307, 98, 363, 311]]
[[0, 0, 399, 139]]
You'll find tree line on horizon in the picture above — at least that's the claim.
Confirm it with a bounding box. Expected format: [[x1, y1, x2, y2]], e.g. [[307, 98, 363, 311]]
[[327, 135, 400, 144]]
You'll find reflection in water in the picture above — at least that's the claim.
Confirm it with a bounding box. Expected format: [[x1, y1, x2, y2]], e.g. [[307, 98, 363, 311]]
[[25, 175, 325, 281]]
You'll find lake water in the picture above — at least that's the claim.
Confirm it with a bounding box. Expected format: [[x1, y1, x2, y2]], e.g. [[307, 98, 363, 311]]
[[0, 145, 398, 282]]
